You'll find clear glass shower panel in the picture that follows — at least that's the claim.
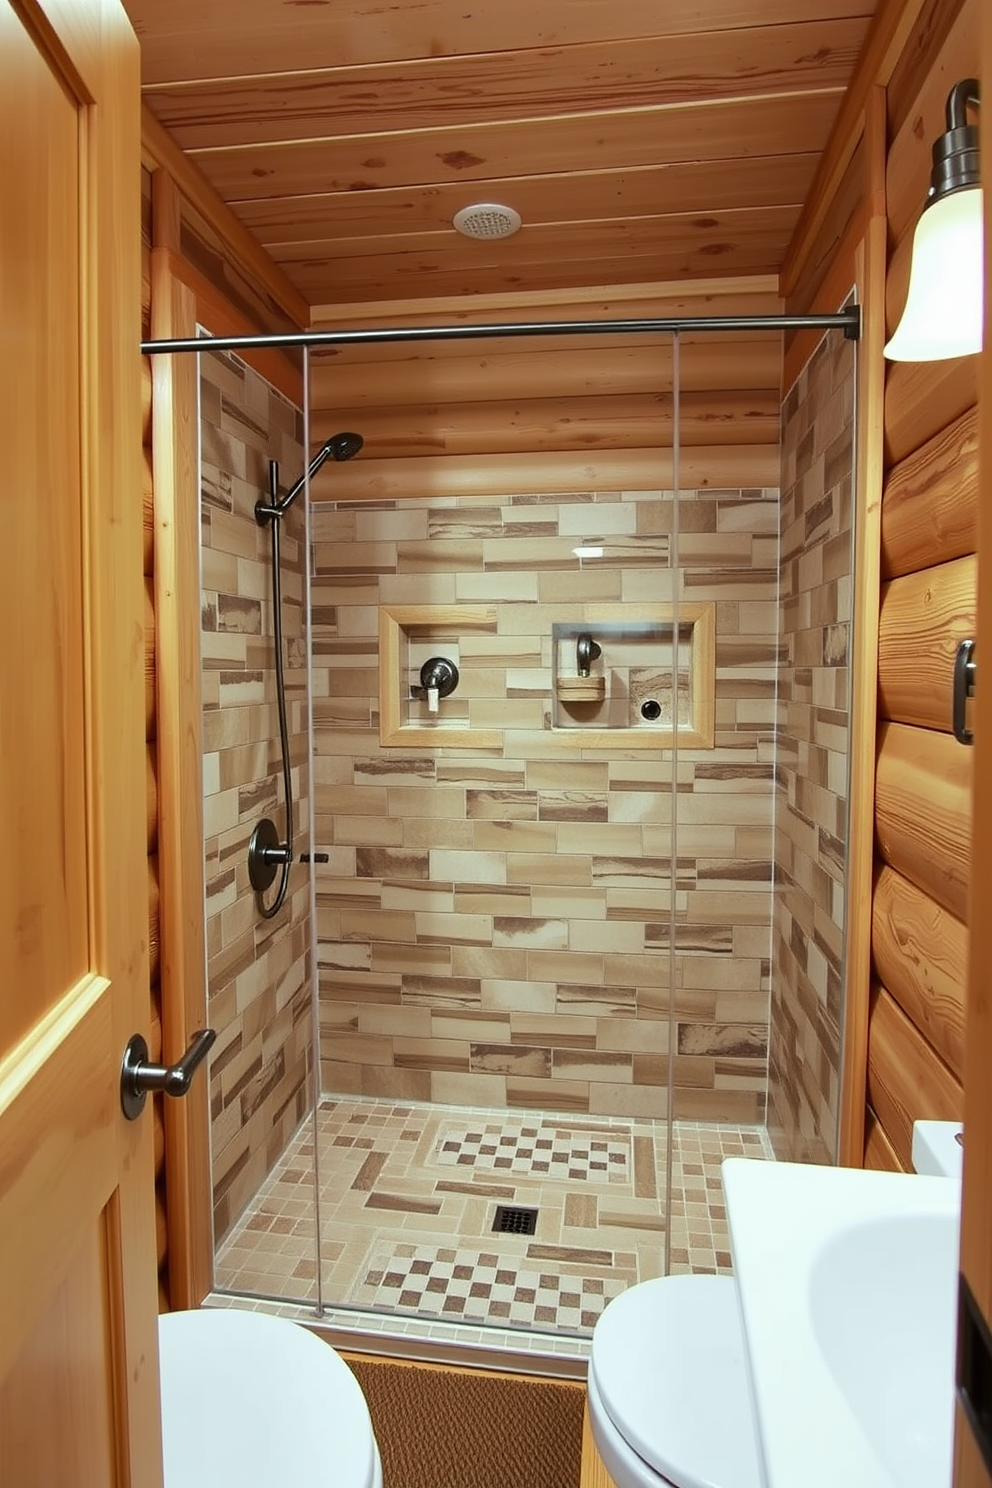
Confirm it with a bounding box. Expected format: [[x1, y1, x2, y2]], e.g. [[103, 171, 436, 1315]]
[[309, 329, 677, 1339], [198, 344, 321, 1305]]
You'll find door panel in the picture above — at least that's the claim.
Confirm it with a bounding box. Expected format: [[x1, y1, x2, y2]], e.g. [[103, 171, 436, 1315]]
[[0, 2, 161, 1484], [0, 0, 87, 1056]]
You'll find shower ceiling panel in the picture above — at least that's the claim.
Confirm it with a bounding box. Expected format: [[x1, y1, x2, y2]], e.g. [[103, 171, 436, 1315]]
[[123, 0, 876, 307]]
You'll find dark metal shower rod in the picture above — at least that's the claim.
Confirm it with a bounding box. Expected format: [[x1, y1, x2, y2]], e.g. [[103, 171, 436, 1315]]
[[140, 307, 860, 355]]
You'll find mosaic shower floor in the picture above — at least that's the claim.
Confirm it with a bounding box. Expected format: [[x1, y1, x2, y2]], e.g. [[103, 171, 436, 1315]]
[[215, 1098, 773, 1339]]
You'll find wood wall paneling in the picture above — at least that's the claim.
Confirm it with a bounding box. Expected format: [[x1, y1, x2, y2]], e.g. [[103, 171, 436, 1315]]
[[866, 984, 963, 1170], [877, 553, 977, 731], [880, 405, 979, 579], [883, 354, 979, 467], [311, 445, 781, 504], [875, 720, 973, 924], [862, 1106, 906, 1170], [871, 864, 967, 1079]]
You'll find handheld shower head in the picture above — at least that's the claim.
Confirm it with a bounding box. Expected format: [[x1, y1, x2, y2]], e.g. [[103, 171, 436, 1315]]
[[326, 431, 364, 462], [257, 430, 365, 524]]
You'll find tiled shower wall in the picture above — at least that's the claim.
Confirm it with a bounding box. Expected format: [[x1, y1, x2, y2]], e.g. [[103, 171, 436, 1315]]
[[199, 351, 314, 1244], [768, 330, 855, 1163], [311, 487, 778, 1122]]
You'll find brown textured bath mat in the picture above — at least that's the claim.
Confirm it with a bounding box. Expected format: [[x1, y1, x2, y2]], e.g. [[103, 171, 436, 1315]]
[[345, 1354, 585, 1488]]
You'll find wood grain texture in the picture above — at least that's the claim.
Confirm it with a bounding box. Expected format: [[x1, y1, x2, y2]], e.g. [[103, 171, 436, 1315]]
[[836, 129, 886, 1168], [150, 226, 213, 1310], [273, 206, 800, 305], [310, 338, 782, 412], [193, 93, 845, 205], [885, 0, 971, 138], [884, 0, 979, 247], [780, 0, 930, 296], [863, 1105, 906, 1170], [956, 13, 992, 1475], [130, 0, 873, 84], [150, 23, 868, 148], [866, 984, 963, 1170], [883, 354, 979, 467], [337, 391, 780, 460], [141, 105, 308, 325], [240, 156, 819, 249], [874, 721, 972, 923], [581, 1402, 619, 1488], [877, 554, 977, 731], [872, 865, 966, 1079], [312, 445, 781, 503], [880, 405, 979, 579]]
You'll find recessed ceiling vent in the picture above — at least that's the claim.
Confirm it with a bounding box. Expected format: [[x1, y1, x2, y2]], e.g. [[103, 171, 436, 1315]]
[[453, 203, 522, 240]]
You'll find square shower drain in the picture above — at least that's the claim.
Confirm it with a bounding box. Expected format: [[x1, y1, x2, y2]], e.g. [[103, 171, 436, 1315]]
[[492, 1204, 539, 1236]]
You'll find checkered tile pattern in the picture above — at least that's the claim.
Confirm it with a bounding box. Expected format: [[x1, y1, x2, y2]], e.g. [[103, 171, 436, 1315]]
[[434, 1122, 630, 1183], [355, 1242, 629, 1332]]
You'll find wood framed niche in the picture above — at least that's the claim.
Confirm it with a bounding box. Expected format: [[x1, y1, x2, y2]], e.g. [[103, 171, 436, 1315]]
[[379, 604, 502, 748], [552, 602, 716, 749]]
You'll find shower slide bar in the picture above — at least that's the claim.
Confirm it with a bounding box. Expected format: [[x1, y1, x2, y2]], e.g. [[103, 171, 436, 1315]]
[[141, 307, 860, 356]]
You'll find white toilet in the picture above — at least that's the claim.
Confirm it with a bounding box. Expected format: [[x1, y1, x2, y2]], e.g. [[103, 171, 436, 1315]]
[[587, 1274, 761, 1488], [158, 1309, 383, 1488]]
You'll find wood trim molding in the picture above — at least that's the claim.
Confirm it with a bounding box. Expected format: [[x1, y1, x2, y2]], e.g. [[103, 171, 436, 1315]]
[[142, 105, 309, 331], [781, 0, 928, 300], [837, 86, 888, 1169], [150, 250, 213, 1309], [311, 275, 781, 329], [160, 248, 304, 407]]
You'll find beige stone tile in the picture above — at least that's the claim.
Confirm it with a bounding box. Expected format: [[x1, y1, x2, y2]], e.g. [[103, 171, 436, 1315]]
[[569, 919, 644, 955], [431, 1071, 507, 1105], [453, 885, 532, 916], [531, 886, 608, 920], [506, 853, 592, 887], [430, 849, 507, 885], [472, 820, 558, 854], [415, 911, 493, 947], [452, 946, 528, 979], [481, 980, 556, 1014]]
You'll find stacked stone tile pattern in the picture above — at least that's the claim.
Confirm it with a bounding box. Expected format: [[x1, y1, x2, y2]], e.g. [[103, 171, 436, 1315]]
[[768, 328, 856, 1163]]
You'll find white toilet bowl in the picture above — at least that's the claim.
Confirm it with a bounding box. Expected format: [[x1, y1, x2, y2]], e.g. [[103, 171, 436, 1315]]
[[587, 1275, 761, 1488], [158, 1309, 383, 1488]]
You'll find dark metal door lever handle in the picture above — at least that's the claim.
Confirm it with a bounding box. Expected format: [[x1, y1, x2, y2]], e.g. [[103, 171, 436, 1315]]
[[120, 1028, 216, 1121], [953, 638, 976, 745]]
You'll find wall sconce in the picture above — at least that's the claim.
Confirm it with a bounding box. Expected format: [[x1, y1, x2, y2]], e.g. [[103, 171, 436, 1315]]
[[884, 79, 983, 362]]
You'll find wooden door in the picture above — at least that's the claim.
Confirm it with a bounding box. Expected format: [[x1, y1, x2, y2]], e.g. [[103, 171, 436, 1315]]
[[0, 2, 163, 1484]]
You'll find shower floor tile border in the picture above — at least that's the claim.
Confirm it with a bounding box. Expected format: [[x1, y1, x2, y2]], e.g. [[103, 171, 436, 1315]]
[[214, 1097, 773, 1342]]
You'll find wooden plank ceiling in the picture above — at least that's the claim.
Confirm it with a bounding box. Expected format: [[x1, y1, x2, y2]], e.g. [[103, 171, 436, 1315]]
[[125, 0, 876, 310]]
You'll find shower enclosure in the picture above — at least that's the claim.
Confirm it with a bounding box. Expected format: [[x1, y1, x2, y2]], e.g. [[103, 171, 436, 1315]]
[[172, 307, 858, 1365]]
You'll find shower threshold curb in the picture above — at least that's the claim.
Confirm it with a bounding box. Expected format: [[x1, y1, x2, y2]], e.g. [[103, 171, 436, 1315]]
[[204, 1289, 590, 1380]]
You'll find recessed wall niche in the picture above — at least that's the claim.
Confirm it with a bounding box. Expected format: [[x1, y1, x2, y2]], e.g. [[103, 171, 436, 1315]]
[[379, 604, 502, 748], [553, 604, 715, 749]]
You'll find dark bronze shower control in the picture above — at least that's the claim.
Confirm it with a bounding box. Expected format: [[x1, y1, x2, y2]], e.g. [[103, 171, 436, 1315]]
[[120, 1028, 216, 1121]]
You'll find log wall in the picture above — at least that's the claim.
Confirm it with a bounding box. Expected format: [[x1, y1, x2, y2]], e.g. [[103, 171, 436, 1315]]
[[862, 0, 977, 1170]]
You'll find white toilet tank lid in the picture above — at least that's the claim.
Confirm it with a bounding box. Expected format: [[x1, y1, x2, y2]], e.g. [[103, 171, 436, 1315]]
[[589, 1274, 762, 1488], [158, 1308, 378, 1488]]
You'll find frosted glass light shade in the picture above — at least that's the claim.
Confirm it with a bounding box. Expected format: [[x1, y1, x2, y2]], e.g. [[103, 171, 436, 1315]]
[[884, 187, 985, 360]]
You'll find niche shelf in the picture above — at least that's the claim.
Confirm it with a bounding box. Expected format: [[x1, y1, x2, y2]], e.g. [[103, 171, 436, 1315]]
[[551, 603, 716, 749], [378, 604, 501, 748]]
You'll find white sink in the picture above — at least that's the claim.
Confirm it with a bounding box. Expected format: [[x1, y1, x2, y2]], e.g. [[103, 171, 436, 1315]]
[[723, 1158, 961, 1488]]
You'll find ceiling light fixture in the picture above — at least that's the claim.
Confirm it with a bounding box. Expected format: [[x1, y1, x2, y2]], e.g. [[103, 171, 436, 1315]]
[[884, 78, 983, 361], [452, 203, 522, 240]]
